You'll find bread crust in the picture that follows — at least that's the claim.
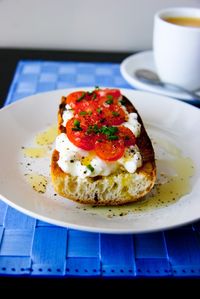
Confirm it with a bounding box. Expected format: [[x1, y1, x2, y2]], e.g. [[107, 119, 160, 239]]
[[51, 94, 156, 205]]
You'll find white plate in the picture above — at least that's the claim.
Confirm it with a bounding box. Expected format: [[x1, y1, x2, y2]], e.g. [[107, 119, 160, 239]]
[[0, 88, 200, 234], [120, 51, 200, 101]]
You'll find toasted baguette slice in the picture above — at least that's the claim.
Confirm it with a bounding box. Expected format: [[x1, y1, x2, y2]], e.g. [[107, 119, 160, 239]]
[[51, 94, 156, 205]]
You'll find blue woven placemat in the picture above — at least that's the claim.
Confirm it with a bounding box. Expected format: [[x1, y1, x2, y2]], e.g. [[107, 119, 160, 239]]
[[1, 60, 200, 278]]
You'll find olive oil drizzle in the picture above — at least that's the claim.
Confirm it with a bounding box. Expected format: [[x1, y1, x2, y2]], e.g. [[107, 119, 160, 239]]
[[25, 174, 48, 193], [23, 147, 48, 158], [22, 125, 57, 194], [35, 125, 57, 145]]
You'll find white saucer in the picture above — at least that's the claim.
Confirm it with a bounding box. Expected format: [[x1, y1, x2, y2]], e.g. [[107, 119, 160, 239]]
[[120, 50, 200, 101]]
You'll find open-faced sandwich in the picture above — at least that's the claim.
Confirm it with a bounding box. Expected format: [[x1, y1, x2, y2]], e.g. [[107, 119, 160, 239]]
[[51, 88, 156, 205]]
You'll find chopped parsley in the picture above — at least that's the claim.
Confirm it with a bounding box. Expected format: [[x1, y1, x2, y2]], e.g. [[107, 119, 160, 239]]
[[95, 86, 99, 90], [79, 111, 87, 116], [79, 110, 92, 116], [108, 135, 119, 141], [86, 125, 119, 140], [100, 126, 118, 136], [87, 125, 99, 134], [89, 125, 119, 140], [107, 94, 113, 100], [87, 164, 94, 172], [112, 111, 120, 117], [72, 119, 82, 131], [76, 92, 86, 102], [92, 93, 97, 100], [93, 124, 99, 133], [100, 126, 119, 141], [105, 99, 113, 105]]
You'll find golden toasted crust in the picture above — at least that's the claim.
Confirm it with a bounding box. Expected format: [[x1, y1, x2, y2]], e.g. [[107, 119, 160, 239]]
[[51, 94, 156, 205]]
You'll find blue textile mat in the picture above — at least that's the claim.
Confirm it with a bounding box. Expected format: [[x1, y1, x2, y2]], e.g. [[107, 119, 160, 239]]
[[1, 60, 200, 278]]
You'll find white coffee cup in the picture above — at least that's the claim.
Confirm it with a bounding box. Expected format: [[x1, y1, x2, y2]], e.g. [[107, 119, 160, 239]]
[[153, 7, 200, 91]]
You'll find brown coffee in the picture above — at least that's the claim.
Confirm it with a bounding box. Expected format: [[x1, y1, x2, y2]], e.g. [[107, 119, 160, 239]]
[[164, 16, 200, 28]]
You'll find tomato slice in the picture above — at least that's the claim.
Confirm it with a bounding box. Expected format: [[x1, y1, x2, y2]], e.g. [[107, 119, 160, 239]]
[[118, 126, 136, 147], [66, 118, 95, 150], [95, 138, 125, 161]]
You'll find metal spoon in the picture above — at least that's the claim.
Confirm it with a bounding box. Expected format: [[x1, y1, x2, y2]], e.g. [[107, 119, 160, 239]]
[[134, 69, 200, 102]]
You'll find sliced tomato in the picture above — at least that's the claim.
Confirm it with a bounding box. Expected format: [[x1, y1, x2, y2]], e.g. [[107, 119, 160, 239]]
[[118, 126, 136, 147], [95, 138, 125, 161], [66, 118, 95, 150]]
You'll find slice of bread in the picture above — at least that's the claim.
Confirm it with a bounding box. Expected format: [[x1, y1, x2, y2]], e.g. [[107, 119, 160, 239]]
[[51, 93, 156, 205]]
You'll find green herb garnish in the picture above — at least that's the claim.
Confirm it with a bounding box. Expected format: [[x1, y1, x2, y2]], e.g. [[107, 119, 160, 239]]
[[108, 135, 119, 141], [76, 92, 86, 102], [87, 164, 94, 172], [100, 126, 119, 140], [86, 124, 99, 134], [105, 99, 113, 105], [74, 119, 80, 126], [93, 124, 99, 133], [112, 111, 120, 117], [100, 126, 118, 136], [86, 125, 93, 134], [86, 125, 119, 140], [95, 86, 99, 90], [107, 94, 113, 100], [92, 93, 97, 100], [72, 119, 82, 131], [79, 111, 87, 116]]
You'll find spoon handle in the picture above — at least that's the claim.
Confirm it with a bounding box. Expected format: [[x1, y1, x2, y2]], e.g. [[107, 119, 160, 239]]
[[163, 83, 200, 102]]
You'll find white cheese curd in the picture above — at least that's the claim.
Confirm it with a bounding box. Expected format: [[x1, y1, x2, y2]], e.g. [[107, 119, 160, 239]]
[[62, 104, 74, 127], [56, 133, 88, 155], [118, 145, 142, 173], [123, 112, 141, 137], [90, 157, 117, 177]]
